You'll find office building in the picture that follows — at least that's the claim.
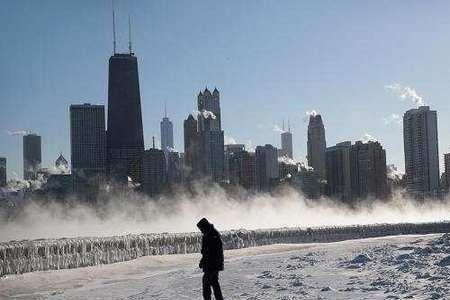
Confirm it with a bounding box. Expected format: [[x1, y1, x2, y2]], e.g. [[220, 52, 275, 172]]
[[70, 103, 106, 195], [143, 139, 167, 196], [326, 141, 351, 201], [255, 144, 279, 192], [403, 106, 440, 197], [183, 114, 200, 177], [350, 141, 388, 199], [307, 114, 326, 178], [228, 150, 257, 190], [197, 88, 225, 181], [107, 51, 144, 184], [23, 134, 42, 180], [0, 157, 6, 187], [160, 105, 174, 153]]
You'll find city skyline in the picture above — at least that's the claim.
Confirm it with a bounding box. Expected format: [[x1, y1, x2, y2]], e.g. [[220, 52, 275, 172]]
[[2, 1, 450, 179]]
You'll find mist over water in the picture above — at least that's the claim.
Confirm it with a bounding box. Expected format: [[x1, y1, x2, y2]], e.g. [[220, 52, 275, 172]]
[[1, 185, 449, 242]]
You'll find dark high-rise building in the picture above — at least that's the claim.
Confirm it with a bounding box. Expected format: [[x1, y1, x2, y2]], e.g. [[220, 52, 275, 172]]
[[225, 144, 245, 179], [160, 106, 174, 153], [197, 88, 225, 181], [23, 133, 42, 180], [107, 52, 144, 184], [442, 153, 450, 193], [326, 141, 351, 201], [280, 122, 293, 159], [228, 150, 257, 190], [403, 106, 440, 197], [143, 139, 167, 196], [307, 114, 326, 178], [0, 157, 6, 187], [350, 141, 388, 200], [255, 144, 279, 192], [70, 104, 106, 195], [167, 151, 182, 186], [183, 114, 200, 177]]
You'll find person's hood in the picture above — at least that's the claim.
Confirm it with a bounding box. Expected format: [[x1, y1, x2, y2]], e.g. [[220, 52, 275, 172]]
[[197, 218, 213, 233]]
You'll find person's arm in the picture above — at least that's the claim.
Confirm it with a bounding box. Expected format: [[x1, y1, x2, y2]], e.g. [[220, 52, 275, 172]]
[[199, 236, 208, 268]]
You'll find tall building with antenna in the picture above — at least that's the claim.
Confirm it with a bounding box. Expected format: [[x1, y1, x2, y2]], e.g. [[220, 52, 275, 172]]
[[160, 104, 174, 153], [280, 120, 293, 159], [107, 6, 145, 184]]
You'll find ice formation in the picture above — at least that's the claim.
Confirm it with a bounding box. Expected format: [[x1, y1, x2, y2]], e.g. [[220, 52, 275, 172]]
[[1, 221, 450, 276]]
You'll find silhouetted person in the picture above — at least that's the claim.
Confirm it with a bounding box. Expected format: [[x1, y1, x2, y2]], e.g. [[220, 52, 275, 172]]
[[197, 218, 224, 300]]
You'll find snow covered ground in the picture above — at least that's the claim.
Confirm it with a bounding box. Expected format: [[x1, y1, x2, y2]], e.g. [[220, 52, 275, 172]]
[[2, 233, 450, 300]]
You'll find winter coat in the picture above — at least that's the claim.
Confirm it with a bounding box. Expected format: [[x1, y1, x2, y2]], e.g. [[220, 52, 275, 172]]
[[199, 226, 224, 272]]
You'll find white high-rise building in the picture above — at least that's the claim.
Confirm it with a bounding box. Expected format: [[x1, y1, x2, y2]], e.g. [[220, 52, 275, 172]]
[[403, 106, 440, 197]]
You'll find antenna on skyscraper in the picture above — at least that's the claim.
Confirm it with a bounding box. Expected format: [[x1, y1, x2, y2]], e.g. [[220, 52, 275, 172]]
[[164, 101, 167, 118], [282, 119, 285, 132], [128, 15, 133, 54], [288, 119, 291, 132], [112, 0, 117, 54], [152, 136, 155, 149]]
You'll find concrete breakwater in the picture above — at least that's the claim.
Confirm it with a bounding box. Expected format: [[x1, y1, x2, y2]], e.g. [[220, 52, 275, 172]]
[[1, 221, 449, 276]]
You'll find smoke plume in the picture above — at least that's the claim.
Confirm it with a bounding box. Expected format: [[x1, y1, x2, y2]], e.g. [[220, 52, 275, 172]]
[[4, 129, 29, 136], [385, 83, 425, 107]]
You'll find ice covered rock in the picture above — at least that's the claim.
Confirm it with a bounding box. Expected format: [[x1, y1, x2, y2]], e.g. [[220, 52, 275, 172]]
[[350, 253, 372, 265], [436, 255, 450, 267]]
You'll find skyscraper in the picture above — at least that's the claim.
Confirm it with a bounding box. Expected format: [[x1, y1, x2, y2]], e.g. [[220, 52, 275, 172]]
[[183, 114, 200, 177], [403, 106, 440, 197], [228, 150, 257, 190], [143, 138, 167, 196], [255, 144, 279, 192], [280, 121, 293, 159], [350, 141, 388, 200], [225, 144, 245, 179], [197, 88, 225, 181], [443, 153, 450, 193], [166, 151, 182, 186], [70, 103, 106, 195], [23, 133, 41, 180], [160, 105, 174, 153], [326, 141, 351, 201], [107, 52, 144, 184], [307, 114, 326, 178], [0, 157, 6, 187]]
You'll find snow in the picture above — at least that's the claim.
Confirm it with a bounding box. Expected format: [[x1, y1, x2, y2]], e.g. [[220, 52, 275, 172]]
[[2, 234, 450, 299]]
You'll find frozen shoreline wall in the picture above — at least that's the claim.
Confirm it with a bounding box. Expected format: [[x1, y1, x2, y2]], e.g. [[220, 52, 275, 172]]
[[1, 221, 450, 276]]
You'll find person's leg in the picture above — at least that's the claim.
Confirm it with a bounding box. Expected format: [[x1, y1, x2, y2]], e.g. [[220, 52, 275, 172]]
[[210, 271, 224, 300], [202, 272, 212, 300]]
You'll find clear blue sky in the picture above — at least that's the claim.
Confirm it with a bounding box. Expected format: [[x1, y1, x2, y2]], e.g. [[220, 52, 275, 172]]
[[1, 0, 450, 179]]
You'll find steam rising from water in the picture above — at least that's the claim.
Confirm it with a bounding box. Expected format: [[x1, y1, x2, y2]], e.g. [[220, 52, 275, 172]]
[[1, 185, 450, 242]]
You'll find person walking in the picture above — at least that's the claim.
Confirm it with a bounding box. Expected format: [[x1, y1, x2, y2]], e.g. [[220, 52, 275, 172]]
[[197, 218, 224, 300]]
